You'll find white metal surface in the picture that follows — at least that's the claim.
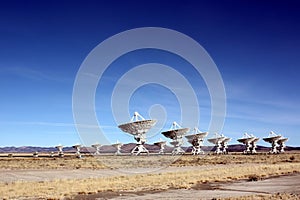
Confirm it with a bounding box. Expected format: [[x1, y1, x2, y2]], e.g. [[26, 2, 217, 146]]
[[112, 141, 123, 155], [185, 128, 208, 155], [55, 145, 64, 157], [118, 112, 156, 155], [91, 143, 101, 155], [154, 139, 167, 154], [263, 131, 288, 153], [72, 144, 82, 158], [208, 133, 231, 154], [237, 133, 259, 154], [161, 122, 189, 155]]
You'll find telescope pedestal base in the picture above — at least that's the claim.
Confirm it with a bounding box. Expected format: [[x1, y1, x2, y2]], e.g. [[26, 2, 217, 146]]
[[214, 143, 223, 154], [158, 148, 165, 154], [243, 144, 252, 154], [131, 144, 149, 156], [115, 150, 122, 155], [172, 147, 185, 155], [75, 151, 82, 158], [269, 142, 279, 154], [192, 146, 204, 155]]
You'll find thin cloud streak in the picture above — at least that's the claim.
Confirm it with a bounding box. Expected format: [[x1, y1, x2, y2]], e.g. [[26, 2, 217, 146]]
[[0, 121, 115, 129], [0, 66, 71, 83]]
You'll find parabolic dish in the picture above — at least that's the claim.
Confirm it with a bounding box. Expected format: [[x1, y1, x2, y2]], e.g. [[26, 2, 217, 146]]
[[263, 135, 282, 143], [277, 137, 288, 144], [252, 137, 260, 143], [185, 132, 208, 140], [161, 128, 190, 139], [237, 137, 255, 144], [112, 143, 122, 147], [222, 137, 231, 143], [185, 136, 195, 144], [118, 119, 157, 135], [154, 141, 166, 146], [208, 137, 225, 144], [170, 141, 181, 146]]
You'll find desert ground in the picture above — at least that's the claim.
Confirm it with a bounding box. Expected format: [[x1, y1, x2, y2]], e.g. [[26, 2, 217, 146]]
[[0, 152, 300, 199]]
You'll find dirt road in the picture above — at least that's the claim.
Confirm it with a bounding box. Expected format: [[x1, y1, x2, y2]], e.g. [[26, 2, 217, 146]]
[[1, 165, 299, 199], [0, 165, 228, 183], [95, 174, 300, 200]]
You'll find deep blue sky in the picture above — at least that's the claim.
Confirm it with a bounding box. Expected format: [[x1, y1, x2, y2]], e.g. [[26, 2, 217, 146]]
[[0, 0, 299, 147]]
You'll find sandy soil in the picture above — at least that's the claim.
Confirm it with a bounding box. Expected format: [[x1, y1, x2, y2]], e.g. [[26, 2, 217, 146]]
[[1, 154, 300, 199], [1, 166, 299, 199], [74, 173, 300, 200], [0, 164, 229, 183]]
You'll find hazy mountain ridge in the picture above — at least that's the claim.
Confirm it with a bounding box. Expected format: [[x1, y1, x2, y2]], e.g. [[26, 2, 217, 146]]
[[0, 144, 299, 153]]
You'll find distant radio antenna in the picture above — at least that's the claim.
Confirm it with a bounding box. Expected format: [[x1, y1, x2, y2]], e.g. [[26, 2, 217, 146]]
[[72, 144, 82, 158], [154, 138, 167, 154], [33, 151, 39, 158], [55, 145, 64, 158], [49, 151, 55, 157], [112, 140, 123, 155], [118, 112, 156, 156], [185, 127, 208, 155], [161, 121, 189, 155], [91, 143, 101, 155], [263, 131, 288, 153], [208, 133, 231, 154], [237, 133, 259, 154]]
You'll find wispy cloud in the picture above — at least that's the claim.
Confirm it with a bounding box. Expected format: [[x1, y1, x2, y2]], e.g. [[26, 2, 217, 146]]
[[0, 121, 115, 129], [224, 81, 300, 126], [0, 66, 71, 82], [226, 97, 300, 126]]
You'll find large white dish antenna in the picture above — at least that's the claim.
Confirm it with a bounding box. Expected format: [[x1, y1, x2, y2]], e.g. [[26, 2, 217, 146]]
[[118, 112, 156, 155], [161, 122, 189, 155], [118, 119, 157, 135], [185, 128, 208, 155], [162, 128, 189, 140], [237, 133, 259, 154], [263, 131, 288, 153], [185, 132, 208, 143], [208, 133, 231, 154], [154, 139, 167, 154]]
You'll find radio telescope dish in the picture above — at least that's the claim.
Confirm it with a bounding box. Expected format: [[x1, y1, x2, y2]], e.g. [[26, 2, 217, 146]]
[[49, 151, 55, 157], [263, 131, 288, 153], [161, 122, 189, 155], [263, 131, 282, 143], [112, 140, 123, 155], [154, 138, 167, 154], [33, 151, 39, 158], [72, 144, 82, 158], [185, 127, 208, 155], [55, 145, 64, 158], [237, 133, 259, 154], [91, 143, 101, 155], [208, 133, 231, 154], [118, 112, 156, 155], [277, 137, 288, 153]]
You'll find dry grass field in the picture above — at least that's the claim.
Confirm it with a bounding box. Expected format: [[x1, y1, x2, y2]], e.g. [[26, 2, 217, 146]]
[[0, 152, 299, 169], [222, 193, 300, 200], [0, 152, 299, 199]]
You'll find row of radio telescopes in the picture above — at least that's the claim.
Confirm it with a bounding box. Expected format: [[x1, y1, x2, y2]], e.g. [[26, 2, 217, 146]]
[[117, 112, 288, 156], [32, 112, 288, 158]]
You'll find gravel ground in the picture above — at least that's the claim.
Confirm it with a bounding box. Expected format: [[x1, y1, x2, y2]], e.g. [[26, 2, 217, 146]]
[[0, 164, 230, 183], [1, 165, 299, 199], [98, 173, 300, 200]]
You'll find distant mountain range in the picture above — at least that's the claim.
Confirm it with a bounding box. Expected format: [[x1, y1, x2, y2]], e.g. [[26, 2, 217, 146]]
[[0, 144, 299, 153]]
